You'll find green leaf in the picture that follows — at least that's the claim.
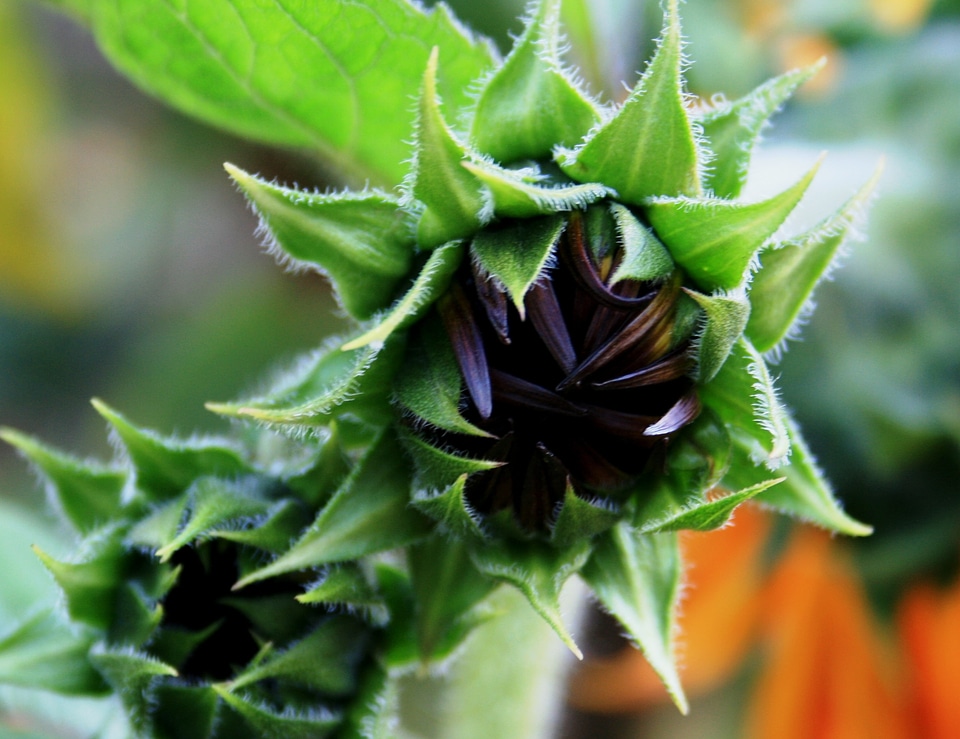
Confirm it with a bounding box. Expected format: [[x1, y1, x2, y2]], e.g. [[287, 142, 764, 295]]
[[89, 647, 177, 732], [225, 166, 414, 320], [342, 241, 464, 351], [207, 334, 403, 429], [470, 214, 565, 315], [700, 62, 823, 199], [92, 399, 252, 501], [699, 337, 791, 470], [639, 479, 783, 533], [461, 159, 612, 219], [155, 478, 271, 562], [0, 611, 106, 695], [470, 539, 591, 658], [646, 156, 823, 291], [558, 0, 699, 201], [607, 203, 674, 284], [582, 525, 687, 713], [33, 541, 123, 632], [409, 537, 496, 663], [724, 416, 872, 536], [747, 163, 882, 353], [469, 0, 599, 162], [0, 428, 124, 535], [411, 48, 489, 248], [83, 0, 494, 185], [394, 314, 492, 438], [412, 474, 486, 540], [235, 432, 429, 588], [230, 616, 368, 696], [684, 287, 750, 382], [149, 621, 222, 671], [214, 685, 341, 738], [549, 486, 621, 548]]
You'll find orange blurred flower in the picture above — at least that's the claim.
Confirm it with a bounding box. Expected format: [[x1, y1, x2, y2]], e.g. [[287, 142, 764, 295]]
[[746, 528, 908, 739], [570, 512, 960, 739], [897, 573, 960, 739]]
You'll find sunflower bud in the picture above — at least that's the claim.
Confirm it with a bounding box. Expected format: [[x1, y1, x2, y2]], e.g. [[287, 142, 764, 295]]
[[411, 206, 699, 536]]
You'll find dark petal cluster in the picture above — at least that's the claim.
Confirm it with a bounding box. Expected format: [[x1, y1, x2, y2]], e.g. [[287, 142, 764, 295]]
[[436, 210, 701, 532]]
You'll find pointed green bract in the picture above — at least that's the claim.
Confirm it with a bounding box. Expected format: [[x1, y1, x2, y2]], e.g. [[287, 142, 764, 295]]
[[155, 478, 271, 562], [462, 159, 612, 218], [699, 337, 791, 469], [87, 0, 495, 185], [226, 165, 414, 320], [747, 165, 882, 352], [410, 538, 496, 662], [230, 616, 368, 695], [647, 157, 823, 291], [151, 684, 219, 739], [470, 0, 599, 163], [212, 499, 312, 554], [558, 0, 699, 202], [724, 416, 872, 536], [208, 335, 402, 430], [471, 214, 565, 314], [685, 288, 751, 382], [214, 685, 341, 738], [394, 316, 492, 438], [33, 543, 122, 632], [90, 648, 178, 731], [412, 49, 488, 248], [470, 539, 590, 659], [0, 427, 124, 534], [582, 525, 687, 713], [700, 62, 823, 199], [92, 399, 251, 501], [342, 241, 464, 351], [402, 431, 503, 492], [298, 564, 387, 624], [639, 479, 782, 533], [412, 475, 487, 540], [549, 486, 621, 548], [235, 433, 429, 588], [0, 611, 106, 695], [608, 203, 674, 284]]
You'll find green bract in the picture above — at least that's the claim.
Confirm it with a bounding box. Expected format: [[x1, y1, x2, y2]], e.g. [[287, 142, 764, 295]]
[[3, 0, 878, 730]]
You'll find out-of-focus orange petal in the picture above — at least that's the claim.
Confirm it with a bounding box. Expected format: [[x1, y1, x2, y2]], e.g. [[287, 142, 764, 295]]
[[568, 504, 770, 712], [746, 527, 909, 739], [897, 573, 960, 739]]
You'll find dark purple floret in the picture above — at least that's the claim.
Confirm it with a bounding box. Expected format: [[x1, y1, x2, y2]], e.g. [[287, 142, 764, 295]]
[[434, 210, 700, 532]]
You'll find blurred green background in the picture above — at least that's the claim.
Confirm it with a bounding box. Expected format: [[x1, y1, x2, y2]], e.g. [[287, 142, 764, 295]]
[[1, 0, 957, 735]]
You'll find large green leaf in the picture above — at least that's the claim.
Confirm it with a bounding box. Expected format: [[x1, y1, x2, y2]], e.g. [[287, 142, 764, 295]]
[[65, 0, 495, 185]]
